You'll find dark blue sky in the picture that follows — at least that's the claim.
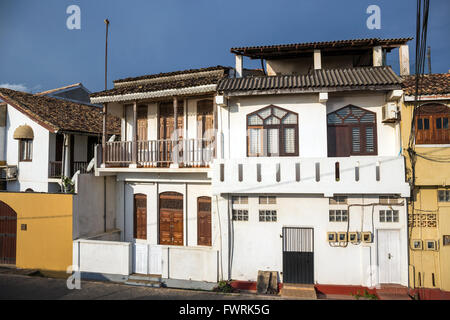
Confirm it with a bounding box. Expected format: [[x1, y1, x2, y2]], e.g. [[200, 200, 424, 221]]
[[0, 0, 448, 94]]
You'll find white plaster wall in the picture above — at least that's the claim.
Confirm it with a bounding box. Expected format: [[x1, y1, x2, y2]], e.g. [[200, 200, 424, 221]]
[[6, 104, 50, 192], [73, 239, 132, 275], [227, 194, 408, 286], [226, 94, 328, 159]]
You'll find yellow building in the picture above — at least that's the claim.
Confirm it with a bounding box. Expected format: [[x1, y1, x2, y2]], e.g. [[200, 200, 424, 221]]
[[0, 192, 73, 272], [401, 73, 450, 299]]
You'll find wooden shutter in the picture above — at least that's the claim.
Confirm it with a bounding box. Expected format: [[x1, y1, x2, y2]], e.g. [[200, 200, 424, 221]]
[[159, 192, 183, 246], [327, 126, 351, 157], [133, 194, 147, 240], [137, 105, 148, 141], [197, 197, 212, 246]]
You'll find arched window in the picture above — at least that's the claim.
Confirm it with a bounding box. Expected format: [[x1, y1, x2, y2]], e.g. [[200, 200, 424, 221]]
[[247, 105, 298, 157], [415, 103, 450, 144], [13, 125, 34, 162], [327, 105, 377, 157]]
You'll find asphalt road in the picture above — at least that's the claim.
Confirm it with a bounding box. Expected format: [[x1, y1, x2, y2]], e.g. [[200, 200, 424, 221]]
[[0, 273, 285, 300]]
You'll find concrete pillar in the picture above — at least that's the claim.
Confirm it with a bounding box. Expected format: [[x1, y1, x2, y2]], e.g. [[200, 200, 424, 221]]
[[63, 134, 71, 177], [235, 55, 243, 78], [399, 45, 410, 76], [171, 97, 179, 168], [313, 50, 322, 70], [130, 101, 137, 167], [101, 103, 108, 168], [373, 46, 383, 67], [0, 104, 6, 163]]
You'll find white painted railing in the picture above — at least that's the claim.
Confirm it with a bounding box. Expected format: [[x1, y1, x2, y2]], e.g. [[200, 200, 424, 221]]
[[212, 156, 410, 197], [104, 138, 215, 168]]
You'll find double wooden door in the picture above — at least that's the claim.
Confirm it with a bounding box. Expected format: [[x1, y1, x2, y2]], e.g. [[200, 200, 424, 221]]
[[159, 192, 183, 246]]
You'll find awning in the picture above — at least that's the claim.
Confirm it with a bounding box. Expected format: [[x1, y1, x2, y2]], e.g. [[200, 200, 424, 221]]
[[13, 125, 34, 140]]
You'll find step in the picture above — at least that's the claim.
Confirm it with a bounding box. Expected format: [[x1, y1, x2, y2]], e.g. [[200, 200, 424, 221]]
[[128, 274, 162, 282], [281, 284, 317, 300], [377, 284, 409, 295], [378, 293, 412, 300], [125, 279, 162, 288]]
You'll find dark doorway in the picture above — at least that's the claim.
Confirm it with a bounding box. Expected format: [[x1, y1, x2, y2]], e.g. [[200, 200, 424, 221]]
[[0, 201, 17, 265], [282, 227, 314, 284]]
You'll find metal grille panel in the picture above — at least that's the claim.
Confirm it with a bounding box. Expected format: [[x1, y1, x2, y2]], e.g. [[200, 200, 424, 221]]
[[282, 227, 313, 253]]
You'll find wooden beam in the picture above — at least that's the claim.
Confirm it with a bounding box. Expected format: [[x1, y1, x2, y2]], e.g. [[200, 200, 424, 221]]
[[131, 100, 137, 165]]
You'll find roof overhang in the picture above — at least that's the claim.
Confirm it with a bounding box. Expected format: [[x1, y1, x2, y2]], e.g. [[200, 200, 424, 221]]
[[90, 84, 217, 104]]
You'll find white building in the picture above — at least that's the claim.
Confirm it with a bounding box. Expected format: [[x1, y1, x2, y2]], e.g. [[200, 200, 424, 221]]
[[0, 85, 119, 192], [77, 38, 413, 293]]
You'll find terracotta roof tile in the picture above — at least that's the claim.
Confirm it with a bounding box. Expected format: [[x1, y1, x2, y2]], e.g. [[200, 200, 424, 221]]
[[402, 73, 450, 96], [0, 88, 120, 135]]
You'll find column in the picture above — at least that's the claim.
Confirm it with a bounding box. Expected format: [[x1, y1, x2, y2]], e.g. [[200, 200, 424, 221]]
[[130, 100, 137, 168]]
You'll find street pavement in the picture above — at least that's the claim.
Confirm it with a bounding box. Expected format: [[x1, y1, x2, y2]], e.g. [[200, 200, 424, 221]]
[[0, 273, 287, 300]]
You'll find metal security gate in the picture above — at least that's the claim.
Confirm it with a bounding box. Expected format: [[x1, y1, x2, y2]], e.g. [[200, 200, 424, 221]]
[[282, 227, 314, 284], [0, 201, 17, 265]]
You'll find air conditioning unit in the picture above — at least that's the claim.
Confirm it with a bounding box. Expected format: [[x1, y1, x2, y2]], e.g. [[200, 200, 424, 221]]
[[382, 102, 398, 123], [338, 232, 348, 242], [349, 232, 359, 243], [0, 166, 18, 181], [425, 240, 438, 251], [412, 239, 423, 250], [327, 232, 337, 242], [362, 232, 373, 243]]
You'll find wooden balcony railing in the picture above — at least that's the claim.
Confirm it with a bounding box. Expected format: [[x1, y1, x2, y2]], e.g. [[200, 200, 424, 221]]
[[73, 161, 89, 174], [104, 139, 215, 168]]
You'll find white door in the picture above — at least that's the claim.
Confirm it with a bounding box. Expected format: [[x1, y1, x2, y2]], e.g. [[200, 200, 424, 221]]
[[133, 242, 148, 274], [149, 246, 162, 275], [377, 229, 401, 284]]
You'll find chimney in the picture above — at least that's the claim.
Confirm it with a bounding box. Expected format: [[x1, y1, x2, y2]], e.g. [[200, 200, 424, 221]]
[[399, 45, 410, 76], [235, 55, 243, 78], [373, 46, 383, 67]]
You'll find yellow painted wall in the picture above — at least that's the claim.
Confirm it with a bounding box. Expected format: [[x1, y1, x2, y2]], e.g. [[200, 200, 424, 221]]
[[401, 100, 450, 292], [0, 192, 73, 272]]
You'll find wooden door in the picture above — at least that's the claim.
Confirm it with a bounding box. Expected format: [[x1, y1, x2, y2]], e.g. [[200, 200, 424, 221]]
[[0, 201, 17, 265], [197, 197, 212, 246], [133, 194, 147, 240], [327, 126, 351, 157], [159, 192, 183, 246], [137, 105, 148, 141]]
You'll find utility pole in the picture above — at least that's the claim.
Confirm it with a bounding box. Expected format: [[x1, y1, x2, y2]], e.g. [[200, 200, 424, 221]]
[[427, 46, 432, 74], [104, 19, 109, 91], [103, 18, 109, 232]]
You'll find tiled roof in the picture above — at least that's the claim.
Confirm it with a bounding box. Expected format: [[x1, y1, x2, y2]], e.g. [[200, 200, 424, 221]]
[[402, 73, 450, 96], [0, 88, 120, 135], [217, 66, 402, 93], [91, 66, 230, 100], [230, 38, 412, 58], [113, 66, 230, 84]]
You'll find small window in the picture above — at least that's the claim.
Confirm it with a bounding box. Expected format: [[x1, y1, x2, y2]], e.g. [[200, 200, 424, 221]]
[[438, 190, 450, 202], [232, 196, 248, 205], [329, 210, 348, 222], [232, 209, 248, 221], [379, 195, 400, 205], [19, 139, 33, 161], [329, 196, 348, 204], [259, 210, 277, 222], [379, 210, 399, 223], [259, 196, 276, 204]]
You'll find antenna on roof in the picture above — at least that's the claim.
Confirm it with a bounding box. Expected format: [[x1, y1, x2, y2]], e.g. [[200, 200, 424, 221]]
[[104, 19, 110, 91]]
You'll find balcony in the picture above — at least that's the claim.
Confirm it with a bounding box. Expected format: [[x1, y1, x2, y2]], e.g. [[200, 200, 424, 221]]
[[212, 156, 410, 197], [49, 161, 90, 178], [102, 138, 215, 169]]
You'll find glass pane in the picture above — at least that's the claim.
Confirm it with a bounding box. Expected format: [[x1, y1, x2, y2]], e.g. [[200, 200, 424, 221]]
[[336, 107, 351, 118], [446, 191, 450, 202], [258, 107, 271, 119], [436, 118, 442, 129], [393, 210, 399, 222], [386, 211, 392, 222], [438, 191, 445, 202], [352, 128, 360, 153], [264, 116, 280, 125], [241, 196, 248, 204], [249, 128, 262, 155], [380, 210, 385, 222], [366, 127, 375, 152], [443, 117, 448, 129], [327, 113, 342, 124], [424, 118, 430, 130], [282, 113, 297, 124], [360, 113, 375, 123], [351, 107, 365, 118], [343, 115, 359, 124], [267, 129, 279, 155], [272, 108, 287, 119], [417, 118, 423, 130], [248, 114, 263, 125], [284, 128, 295, 154], [329, 210, 335, 221]]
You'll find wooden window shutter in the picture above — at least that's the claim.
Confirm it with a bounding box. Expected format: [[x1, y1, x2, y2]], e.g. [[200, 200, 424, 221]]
[[197, 196, 212, 246]]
